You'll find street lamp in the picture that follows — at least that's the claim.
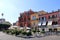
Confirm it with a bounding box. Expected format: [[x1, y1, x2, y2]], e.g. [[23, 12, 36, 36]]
[[1, 13, 4, 23], [1, 13, 4, 18]]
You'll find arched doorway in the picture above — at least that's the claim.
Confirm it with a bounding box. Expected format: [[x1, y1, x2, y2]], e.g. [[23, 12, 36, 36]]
[[49, 28, 52, 32], [54, 28, 57, 32], [52, 21, 58, 25], [42, 28, 45, 31]]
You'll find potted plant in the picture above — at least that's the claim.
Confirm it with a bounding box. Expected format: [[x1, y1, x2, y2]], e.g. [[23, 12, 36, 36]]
[[10, 30, 15, 35], [22, 31, 27, 35], [26, 31, 32, 36], [6, 30, 10, 34], [32, 30, 36, 33], [41, 29, 45, 36], [15, 30, 20, 36]]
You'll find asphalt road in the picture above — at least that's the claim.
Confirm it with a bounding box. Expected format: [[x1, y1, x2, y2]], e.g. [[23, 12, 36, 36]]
[[0, 32, 60, 40]]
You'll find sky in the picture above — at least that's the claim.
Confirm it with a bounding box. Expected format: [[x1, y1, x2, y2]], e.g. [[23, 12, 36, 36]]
[[0, 0, 60, 24]]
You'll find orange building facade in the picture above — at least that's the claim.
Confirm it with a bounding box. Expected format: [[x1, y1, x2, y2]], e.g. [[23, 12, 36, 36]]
[[18, 10, 34, 27]]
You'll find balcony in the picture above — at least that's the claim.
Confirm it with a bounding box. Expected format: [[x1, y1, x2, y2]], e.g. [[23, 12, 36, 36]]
[[31, 18, 38, 21], [48, 18, 59, 21], [48, 15, 58, 20]]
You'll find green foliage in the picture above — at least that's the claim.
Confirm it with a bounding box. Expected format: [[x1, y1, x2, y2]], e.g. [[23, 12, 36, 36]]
[[3, 29, 32, 36], [41, 31, 45, 34], [32, 30, 36, 33], [6, 30, 10, 34], [3, 30, 6, 32], [15, 30, 20, 36], [0, 24, 10, 30], [26, 31, 32, 36], [10, 29, 22, 35], [18, 30, 22, 34], [10, 30, 15, 35], [37, 30, 40, 32], [22, 31, 32, 36], [22, 31, 27, 35]]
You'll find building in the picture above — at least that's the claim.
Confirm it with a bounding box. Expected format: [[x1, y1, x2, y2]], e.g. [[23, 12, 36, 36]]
[[30, 12, 39, 27], [18, 9, 34, 27], [38, 10, 60, 26], [38, 9, 60, 31], [30, 10, 47, 27], [0, 18, 5, 23], [0, 18, 11, 30], [17, 9, 60, 31]]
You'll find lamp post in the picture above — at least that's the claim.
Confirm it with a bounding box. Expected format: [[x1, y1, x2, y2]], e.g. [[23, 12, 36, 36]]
[[1, 13, 4, 18], [1, 13, 4, 23]]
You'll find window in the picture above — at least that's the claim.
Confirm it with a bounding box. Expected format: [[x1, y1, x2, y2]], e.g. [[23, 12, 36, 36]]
[[54, 28, 57, 32], [24, 18, 26, 21], [58, 12, 60, 17], [48, 15, 57, 19], [48, 16, 52, 19], [27, 24, 30, 27], [40, 17, 46, 21], [39, 18, 40, 20], [20, 23, 23, 27], [55, 15, 57, 18], [28, 18, 30, 20], [20, 15, 23, 18], [52, 21, 58, 25], [52, 15, 55, 18], [39, 18, 42, 21], [44, 17, 46, 21], [42, 29, 45, 31], [32, 16, 36, 20], [33, 22, 35, 26], [48, 16, 50, 19], [42, 17, 44, 20], [52, 15, 57, 18], [49, 28, 52, 32], [26, 18, 30, 22]]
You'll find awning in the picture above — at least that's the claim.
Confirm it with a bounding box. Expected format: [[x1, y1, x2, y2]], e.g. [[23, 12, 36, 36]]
[[53, 25, 60, 27], [47, 21, 52, 26], [42, 22, 46, 25], [26, 27, 31, 29], [8, 26, 18, 29], [20, 27, 24, 29], [38, 22, 41, 26]]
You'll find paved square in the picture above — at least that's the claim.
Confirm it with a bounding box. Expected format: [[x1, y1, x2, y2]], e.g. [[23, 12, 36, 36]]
[[0, 32, 60, 40]]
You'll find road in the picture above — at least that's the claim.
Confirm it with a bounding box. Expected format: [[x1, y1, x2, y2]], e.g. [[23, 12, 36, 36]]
[[0, 32, 60, 40]]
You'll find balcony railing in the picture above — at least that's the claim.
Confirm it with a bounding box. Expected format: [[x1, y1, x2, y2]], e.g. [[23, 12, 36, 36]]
[[48, 18, 59, 21], [31, 18, 38, 20]]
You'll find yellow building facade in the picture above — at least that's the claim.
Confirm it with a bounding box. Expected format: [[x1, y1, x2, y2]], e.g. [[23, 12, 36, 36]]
[[38, 10, 47, 15], [30, 12, 39, 27], [30, 11, 47, 27]]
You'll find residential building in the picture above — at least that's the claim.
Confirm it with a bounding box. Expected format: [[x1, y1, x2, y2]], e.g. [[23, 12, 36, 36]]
[[18, 9, 34, 27], [30, 12, 39, 27], [38, 9, 60, 31], [17, 9, 60, 31]]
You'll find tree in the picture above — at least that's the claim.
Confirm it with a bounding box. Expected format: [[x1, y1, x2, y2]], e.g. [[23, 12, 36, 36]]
[[0, 21, 11, 30]]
